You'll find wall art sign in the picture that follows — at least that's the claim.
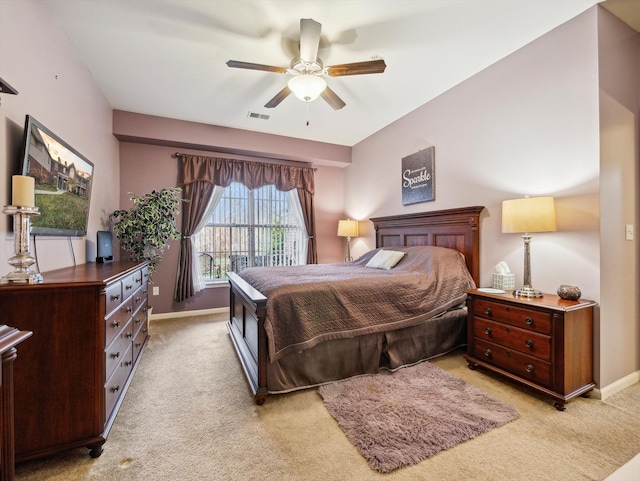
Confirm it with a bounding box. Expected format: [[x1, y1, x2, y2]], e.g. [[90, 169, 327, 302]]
[[402, 146, 435, 205]]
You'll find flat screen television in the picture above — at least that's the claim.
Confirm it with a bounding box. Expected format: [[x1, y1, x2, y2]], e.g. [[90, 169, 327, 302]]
[[19, 115, 94, 236]]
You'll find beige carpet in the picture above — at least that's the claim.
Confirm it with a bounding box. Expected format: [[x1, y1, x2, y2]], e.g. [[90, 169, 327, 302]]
[[15, 313, 640, 481]]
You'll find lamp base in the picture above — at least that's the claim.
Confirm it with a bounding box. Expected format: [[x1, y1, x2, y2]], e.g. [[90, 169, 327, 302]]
[[514, 286, 544, 298], [1, 271, 43, 285]]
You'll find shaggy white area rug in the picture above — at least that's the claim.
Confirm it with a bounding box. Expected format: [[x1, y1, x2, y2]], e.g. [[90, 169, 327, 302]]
[[318, 361, 519, 473]]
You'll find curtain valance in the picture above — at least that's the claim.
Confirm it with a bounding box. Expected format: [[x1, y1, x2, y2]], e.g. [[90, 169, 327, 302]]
[[178, 154, 315, 194]]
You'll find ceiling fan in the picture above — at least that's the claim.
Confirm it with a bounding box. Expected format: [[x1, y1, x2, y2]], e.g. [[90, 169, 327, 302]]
[[226, 18, 386, 111]]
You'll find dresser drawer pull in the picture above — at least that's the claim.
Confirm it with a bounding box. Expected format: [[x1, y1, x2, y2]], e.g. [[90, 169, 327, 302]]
[[126, 332, 133, 339], [124, 360, 133, 367], [126, 306, 133, 313], [484, 308, 492, 316], [135, 296, 141, 303], [110, 351, 120, 359], [143, 328, 148, 334], [110, 385, 120, 393], [134, 317, 141, 324], [525, 339, 533, 348], [484, 349, 492, 358], [125, 284, 133, 291], [111, 321, 120, 329], [525, 317, 533, 325], [525, 364, 534, 373], [111, 294, 121, 301], [135, 342, 142, 348], [484, 327, 492, 336]]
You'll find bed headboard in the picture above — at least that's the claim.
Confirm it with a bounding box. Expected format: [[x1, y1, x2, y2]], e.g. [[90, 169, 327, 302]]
[[370, 206, 484, 286]]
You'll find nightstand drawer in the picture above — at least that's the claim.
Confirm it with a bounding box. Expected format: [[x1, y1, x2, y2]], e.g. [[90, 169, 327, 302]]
[[474, 298, 551, 335], [474, 317, 551, 361], [474, 338, 552, 389]]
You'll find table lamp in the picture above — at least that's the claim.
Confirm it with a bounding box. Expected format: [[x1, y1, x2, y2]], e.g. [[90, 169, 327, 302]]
[[337, 219, 359, 262], [502, 196, 556, 298]]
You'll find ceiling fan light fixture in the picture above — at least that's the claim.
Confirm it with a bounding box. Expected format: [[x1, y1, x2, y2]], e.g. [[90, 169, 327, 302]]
[[288, 74, 327, 102]]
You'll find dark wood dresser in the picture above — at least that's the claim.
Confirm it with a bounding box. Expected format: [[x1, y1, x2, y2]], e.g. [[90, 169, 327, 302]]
[[0, 261, 149, 462], [464, 288, 596, 410], [0, 326, 32, 481]]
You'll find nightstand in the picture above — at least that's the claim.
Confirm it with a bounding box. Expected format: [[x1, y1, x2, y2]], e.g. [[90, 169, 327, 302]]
[[464, 289, 597, 410]]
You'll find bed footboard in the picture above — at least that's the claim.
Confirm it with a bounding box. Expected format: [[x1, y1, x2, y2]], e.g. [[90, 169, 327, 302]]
[[227, 272, 269, 404]]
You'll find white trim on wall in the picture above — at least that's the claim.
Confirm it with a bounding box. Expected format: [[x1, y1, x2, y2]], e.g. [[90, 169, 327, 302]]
[[595, 370, 640, 401], [149, 307, 229, 322]]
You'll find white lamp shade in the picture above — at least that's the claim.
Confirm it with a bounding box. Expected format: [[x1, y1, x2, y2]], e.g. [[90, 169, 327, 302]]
[[288, 74, 327, 102], [502, 196, 557, 233], [337, 219, 359, 237]]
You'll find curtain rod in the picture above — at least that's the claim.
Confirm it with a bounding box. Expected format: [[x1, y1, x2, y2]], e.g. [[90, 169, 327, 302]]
[[172, 152, 317, 171]]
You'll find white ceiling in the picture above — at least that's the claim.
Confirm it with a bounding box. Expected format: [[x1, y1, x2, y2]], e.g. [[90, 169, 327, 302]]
[[44, 0, 604, 147]]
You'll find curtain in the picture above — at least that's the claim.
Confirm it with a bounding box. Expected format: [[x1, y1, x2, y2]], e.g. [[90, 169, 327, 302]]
[[174, 180, 216, 302], [190, 185, 224, 292], [287, 189, 308, 265], [175, 154, 317, 302]]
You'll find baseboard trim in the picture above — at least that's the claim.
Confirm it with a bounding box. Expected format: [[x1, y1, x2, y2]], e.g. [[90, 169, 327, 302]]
[[149, 307, 230, 322], [595, 370, 640, 400]]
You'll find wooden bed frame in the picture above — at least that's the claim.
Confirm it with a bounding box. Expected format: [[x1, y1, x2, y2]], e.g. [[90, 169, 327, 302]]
[[227, 206, 484, 404]]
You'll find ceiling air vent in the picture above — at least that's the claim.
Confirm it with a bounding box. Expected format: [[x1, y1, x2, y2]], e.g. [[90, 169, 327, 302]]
[[247, 111, 270, 120]]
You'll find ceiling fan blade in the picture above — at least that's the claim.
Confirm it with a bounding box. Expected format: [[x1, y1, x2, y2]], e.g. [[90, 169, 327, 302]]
[[264, 86, 292, 108], [299, 18, 321, 64], [327, 59, 387, 77], [321, 86, 346, 110], [226, 60, 287, 74]]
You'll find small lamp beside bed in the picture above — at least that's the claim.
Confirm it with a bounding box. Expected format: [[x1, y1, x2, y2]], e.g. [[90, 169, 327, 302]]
[[502, 196, 556, 298], [337, 219, 359, 262]]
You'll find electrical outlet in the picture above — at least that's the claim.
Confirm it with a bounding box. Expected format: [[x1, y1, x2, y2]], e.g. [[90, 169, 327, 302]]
[[625, 224, 634, 241], [153, 286, 160, 296]]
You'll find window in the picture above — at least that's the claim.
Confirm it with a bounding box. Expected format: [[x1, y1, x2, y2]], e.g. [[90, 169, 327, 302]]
[[194, 182, 306, 282]]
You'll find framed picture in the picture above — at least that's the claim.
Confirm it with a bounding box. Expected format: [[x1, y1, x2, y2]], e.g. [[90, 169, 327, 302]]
[[402, 146, 435, 205]]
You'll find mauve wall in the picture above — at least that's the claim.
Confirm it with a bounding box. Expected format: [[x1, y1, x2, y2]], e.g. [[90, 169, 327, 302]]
[[348, 9, 600, 301], [347, 7, 640, 393], [597, 9, 640, 389], [0, 0, 118, 272], [115, 113, 348, 314]]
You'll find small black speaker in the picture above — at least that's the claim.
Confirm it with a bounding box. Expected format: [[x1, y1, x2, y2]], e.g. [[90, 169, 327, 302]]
[[96, 230, 114, 263]]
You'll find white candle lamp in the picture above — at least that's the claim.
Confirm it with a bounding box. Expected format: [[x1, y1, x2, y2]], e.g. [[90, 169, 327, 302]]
[[2, 176, 43, 284]]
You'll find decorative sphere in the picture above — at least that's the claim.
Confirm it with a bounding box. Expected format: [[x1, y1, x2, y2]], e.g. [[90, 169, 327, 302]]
[[557, 285, 581, 301]]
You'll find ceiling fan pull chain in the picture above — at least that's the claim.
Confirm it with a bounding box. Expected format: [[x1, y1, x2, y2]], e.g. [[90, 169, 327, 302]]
[[306, 102, 310, 126]]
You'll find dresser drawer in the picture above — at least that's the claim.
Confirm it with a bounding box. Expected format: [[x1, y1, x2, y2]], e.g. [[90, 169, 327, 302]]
[[474, 298, 552, 335], [121, 273, 138, 300], [133, 318, 148, 362], [132, 284, 147, 312], [474, 317, 551, 361], [104, 343, 133, 419], [105, 281, 123, 316], [104, 296, 133, 347], [131, 303, 147, 336], [105, 318, 133, 380], [474, 338, 552, 389]]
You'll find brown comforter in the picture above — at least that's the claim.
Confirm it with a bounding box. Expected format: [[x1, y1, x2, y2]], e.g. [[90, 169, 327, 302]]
[[238, 246, 475, 362]]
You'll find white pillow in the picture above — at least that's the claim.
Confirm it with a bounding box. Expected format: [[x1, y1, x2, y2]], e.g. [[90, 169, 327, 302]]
[[365, 250, 406, 270]]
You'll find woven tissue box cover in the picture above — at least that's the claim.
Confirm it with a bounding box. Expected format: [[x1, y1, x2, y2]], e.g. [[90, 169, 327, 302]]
[[492, 273, 515, 290]]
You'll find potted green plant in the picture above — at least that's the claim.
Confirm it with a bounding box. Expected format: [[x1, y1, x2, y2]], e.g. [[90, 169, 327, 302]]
[[111, 187, 183, 278]]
